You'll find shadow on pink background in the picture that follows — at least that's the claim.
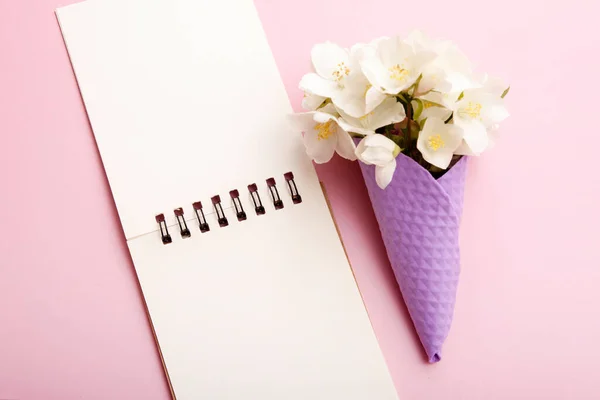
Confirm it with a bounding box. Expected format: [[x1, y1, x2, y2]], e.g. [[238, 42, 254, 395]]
[[1, 0, 599, 399]]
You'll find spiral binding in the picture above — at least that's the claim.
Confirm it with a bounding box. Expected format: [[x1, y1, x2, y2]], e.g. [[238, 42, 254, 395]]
[[155, 172, 302, 244], [284, 172, 302, 204], [266, 177, 284, 210], [248, 183, 265, 215], [211, 195, 229, 227], [155, 214, 172, 244], [174, 208, 191, 238], [229, 190, 247, 221], [192, 201, 210, 233]]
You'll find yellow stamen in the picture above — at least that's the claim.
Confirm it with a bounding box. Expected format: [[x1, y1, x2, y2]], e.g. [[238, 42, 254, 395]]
[[460, 101, 482, 119], [332, 62, 350, 82], [389, 64, 410, 82], [427, 134, 445, 151], [315, 121, 334, 141]]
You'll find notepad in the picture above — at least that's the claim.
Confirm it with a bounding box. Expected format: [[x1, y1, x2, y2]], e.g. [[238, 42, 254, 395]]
[[56, 0, 398, 398]]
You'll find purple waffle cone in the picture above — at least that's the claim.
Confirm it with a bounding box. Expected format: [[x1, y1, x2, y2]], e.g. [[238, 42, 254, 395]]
[[358, 152, 467, 363]]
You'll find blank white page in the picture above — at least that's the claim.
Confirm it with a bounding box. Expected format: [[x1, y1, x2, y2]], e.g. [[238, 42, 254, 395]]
[[56, 0, 398, 398], [57, 0, 303, 240], [128, 176, 397, 399]]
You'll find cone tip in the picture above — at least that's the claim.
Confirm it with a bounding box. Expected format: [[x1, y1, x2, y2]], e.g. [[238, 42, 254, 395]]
[[428, 352, 442, 363]]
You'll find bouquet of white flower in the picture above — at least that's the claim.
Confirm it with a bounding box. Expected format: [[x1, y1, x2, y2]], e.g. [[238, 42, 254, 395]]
[[289, 30, 509, 362]]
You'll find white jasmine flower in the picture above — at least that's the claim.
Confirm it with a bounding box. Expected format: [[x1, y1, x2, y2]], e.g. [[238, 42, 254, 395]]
[[299, 42, 385, 118], [360, 36, 436, 95], [456, 123, 502, 156], [413, 91, 452, 123], [301, 91, 327, 111], [289, 104, 356, 164], [404, 29, 437, 52], [452, 88, 509, 155], [355, 134, 401, 189], [417, 64, 451, 94], [433, 42, 473, 93], [405, 30, 474, 94], [416, 117, 463, 169], [337, 97, 406, 136], [478, 73, 509, 97]]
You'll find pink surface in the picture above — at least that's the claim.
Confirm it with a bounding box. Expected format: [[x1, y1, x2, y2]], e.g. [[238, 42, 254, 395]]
[[1, 0, 599, 399]]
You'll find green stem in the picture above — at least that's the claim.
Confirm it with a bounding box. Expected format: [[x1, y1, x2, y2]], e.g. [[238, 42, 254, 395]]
[[405, 101, 413, 151], [412, 98, 423, 121]]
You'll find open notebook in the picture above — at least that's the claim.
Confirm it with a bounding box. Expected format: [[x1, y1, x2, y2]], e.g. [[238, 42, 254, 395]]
[[56, 0, 398, 398]]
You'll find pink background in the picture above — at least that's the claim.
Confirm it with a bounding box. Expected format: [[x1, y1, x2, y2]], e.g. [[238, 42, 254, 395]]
[[1, 0, 599, 399]]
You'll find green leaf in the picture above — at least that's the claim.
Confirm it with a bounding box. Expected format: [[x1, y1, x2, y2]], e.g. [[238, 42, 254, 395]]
[[412, 99, 424, 120], [501, 86, 510, 98]]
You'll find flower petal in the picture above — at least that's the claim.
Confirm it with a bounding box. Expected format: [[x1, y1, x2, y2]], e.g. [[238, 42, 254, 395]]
[[365, 86, 387, 113], [287, 112, 318, 132], [337, 118, 373, 136], [355, 135, 397, 166], [416, 92, 453, 123], [455, 119, 488, 155], [376, 36, 412, 67], [418, 65, 451, 93], [338, 96, 404, 135], [354, 137, 372, 165], [444, 123, 464, 151], [454, 140, 474, 156], [350, 42, 375, 63], [458, 91, 509, 128], [409, 50, 437, 74], [421, 147, 454, 169], [375, 159, 396, 189], [299, 73, 338, 98], [331, 72, 371, 117], [302, 92, 327, 111], [481, 74, 508, 97], [311, 42, 350, 80], [335, 127, 357, 161], [365, 97, 406, 130], [303, 123, 337, 164], [313, 103, 339, 122], [368, 37, 424, 94], [404, 29, 434, 51], [364, 132, 397, 152], [439, 91, 462, 108], [360, 56, 392, 93], [416, 118, 463, 169], [363, 146, 395, 165], [482, 98, 509, 127], [437, 42, 472, 75]]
